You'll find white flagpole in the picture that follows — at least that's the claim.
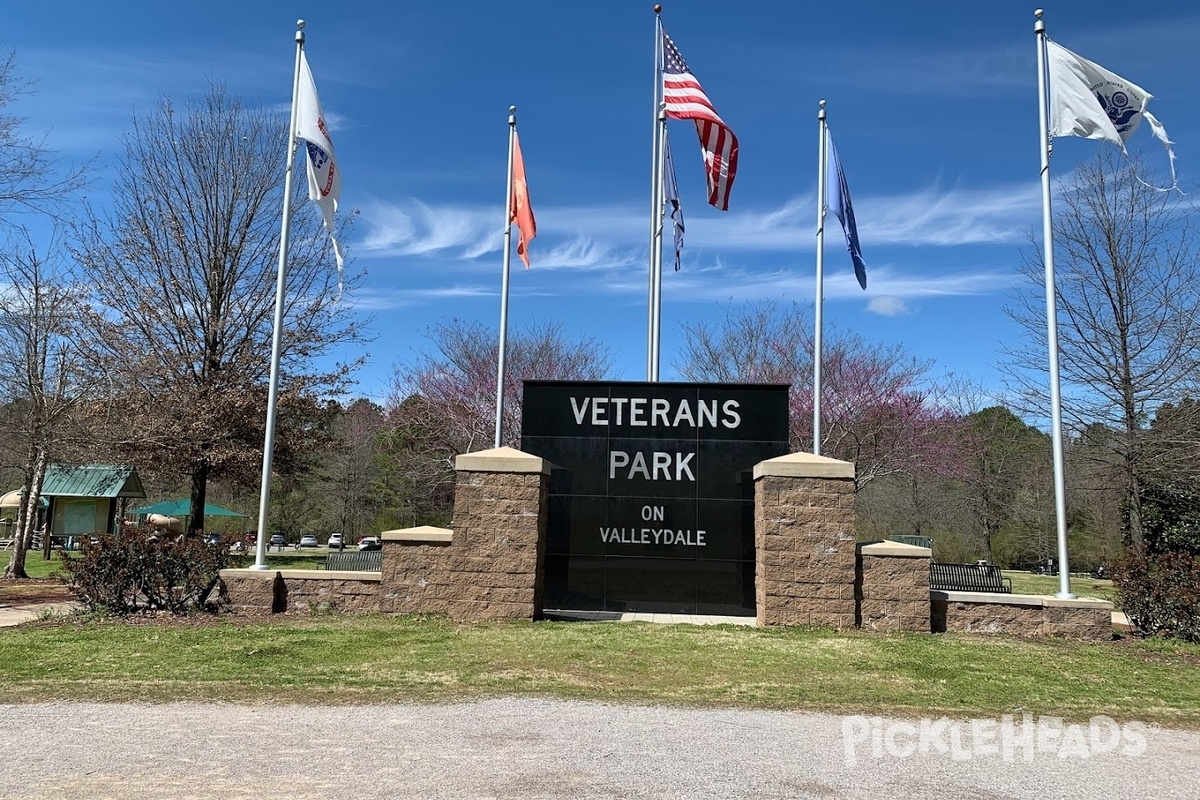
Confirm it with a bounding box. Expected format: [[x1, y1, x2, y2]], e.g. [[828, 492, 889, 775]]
[[494, 106, 518, 449], [1035, 8, 1073, 598], [647, 6, 665, 382], [813, 100, 827, 456], [651, 100, 667, 382], [252, 20, 306, 570]]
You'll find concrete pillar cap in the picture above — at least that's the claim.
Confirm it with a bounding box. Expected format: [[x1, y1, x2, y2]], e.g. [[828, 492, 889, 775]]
[[455, 446, 550, 475], [857, 540, 932, 558], [753, 451, 854, 480]]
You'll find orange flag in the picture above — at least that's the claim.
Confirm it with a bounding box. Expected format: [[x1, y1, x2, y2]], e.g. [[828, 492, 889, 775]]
[[510, 132, 536, 268]]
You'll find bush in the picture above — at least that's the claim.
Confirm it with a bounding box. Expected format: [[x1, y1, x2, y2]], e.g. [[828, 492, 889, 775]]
[[1112, 549, 1200, 643], [59, 523, 235, 615]]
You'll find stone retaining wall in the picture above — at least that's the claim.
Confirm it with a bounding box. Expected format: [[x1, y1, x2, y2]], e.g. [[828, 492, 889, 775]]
[[219, 569, 380, 614], [278, 570, 381, 613], [931, 590, 1112, 641]]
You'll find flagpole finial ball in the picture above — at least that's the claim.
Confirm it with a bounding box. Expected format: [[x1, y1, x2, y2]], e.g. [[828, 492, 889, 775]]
[[296, 19, 305, 29], [509, 105, 517, 114], [819, 99, 826, 108], [1034, 8, 1043, 19], [654, 5, 662, 14]]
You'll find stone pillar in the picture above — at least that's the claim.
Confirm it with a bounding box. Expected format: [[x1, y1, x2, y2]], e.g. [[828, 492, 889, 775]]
[[379, 526, 454, 614], [753, 452, 856, 628], [448, 446, 550, 621], [856, 540, 932, 632]]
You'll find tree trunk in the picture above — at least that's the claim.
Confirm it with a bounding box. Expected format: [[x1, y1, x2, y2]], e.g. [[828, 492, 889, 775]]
[[4, 445, 48, 579], [187, 461, 208, 537]]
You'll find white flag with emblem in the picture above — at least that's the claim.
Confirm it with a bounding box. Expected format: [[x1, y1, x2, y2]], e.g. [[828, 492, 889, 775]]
[[1046, 38, 1176, 187], [296, 50, 346, 286]]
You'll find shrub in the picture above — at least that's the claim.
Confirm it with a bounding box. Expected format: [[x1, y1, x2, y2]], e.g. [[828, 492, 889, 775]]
[[1112, 549, 1200, 643], [59, 523, 235, 615]]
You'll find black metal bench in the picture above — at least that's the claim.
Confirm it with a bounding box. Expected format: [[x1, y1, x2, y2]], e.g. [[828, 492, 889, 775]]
[[930, 562, 1012, 593], [325, 550, 383, 571]]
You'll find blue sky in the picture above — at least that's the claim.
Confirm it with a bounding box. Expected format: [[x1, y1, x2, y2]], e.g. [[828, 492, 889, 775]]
[[6, 1, 1198, 407]]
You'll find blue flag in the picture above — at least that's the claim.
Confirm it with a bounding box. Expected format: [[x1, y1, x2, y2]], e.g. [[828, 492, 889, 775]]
[[663, 130, 685, 271], [826, 133, 867, 290]]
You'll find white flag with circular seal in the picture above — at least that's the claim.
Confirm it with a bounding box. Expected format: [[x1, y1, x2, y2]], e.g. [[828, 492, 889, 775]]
[[1047, 38, 1176, 188], [296, 50, 345, 283]]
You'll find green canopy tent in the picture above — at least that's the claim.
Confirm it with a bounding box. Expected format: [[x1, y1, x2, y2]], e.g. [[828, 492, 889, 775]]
[[131, 499, 247, 520]]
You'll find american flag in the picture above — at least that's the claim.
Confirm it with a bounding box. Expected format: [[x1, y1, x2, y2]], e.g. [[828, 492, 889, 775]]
[[661, 29, 739, 211]]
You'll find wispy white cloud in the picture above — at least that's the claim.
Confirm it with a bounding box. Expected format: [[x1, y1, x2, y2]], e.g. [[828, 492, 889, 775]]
[[356, 177, 1041, 268], [867, 296, 912, 316], [355, 175, 1041, 272], [345, 283, 497, 311], [863, 181, 1041, 247], [357, 200, 497, 258], [534, 238, 640, 271], [572, 262, 1016, 306], [15, 45, 284, 153]]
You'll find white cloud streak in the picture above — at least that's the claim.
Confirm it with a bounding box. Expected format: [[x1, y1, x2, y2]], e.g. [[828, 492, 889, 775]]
[[357, 177, 1041, 266]]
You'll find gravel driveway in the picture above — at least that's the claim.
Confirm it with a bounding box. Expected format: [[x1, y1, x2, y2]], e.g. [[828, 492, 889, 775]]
[[0, 699, 1196, 799]]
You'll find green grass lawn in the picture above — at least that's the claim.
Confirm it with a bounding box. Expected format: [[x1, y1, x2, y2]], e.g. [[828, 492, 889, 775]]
[[229, 550, 330, 570], [1003, 570, 1118, 603], [0, 550, 79, 579], [2, 614, 1197, 727]]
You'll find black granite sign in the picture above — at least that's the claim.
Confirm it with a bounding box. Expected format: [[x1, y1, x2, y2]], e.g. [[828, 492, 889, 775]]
[[522, 381, 790, 615]]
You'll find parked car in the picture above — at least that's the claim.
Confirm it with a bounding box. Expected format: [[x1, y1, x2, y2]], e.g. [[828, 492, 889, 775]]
[[298, 534, 319, 548], [269, 533, 287, 548], [357, 536, 381, 551], [327, 533, 344, 549]]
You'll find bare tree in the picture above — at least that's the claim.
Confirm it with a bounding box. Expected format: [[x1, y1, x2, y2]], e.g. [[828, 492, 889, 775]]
[[0, 231, 88, 577], [1005, 152, 1200, 548], [323, 399, 387, 542], [72, 85, 364, 534], [392, 318, 611, 454], [676, 301, 956, 490], [0, 50, 88, 225], [384, 318, 610, 523]]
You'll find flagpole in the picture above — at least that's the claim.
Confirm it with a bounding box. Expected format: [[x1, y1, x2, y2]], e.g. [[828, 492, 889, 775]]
[[252, 19, 306, 570], [494, 106, 518, 449], [647, 5, 665, 382], [1035, 8, 1073, 598], [813, 100, 827, 456], [650, 100, 667, 382]]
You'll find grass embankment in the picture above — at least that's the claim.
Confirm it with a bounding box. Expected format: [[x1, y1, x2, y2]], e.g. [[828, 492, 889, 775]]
[[1, 614, 1197, 727]]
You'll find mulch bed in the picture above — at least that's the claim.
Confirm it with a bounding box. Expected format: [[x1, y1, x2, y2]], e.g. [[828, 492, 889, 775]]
[[0, 578, 71, 606]]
